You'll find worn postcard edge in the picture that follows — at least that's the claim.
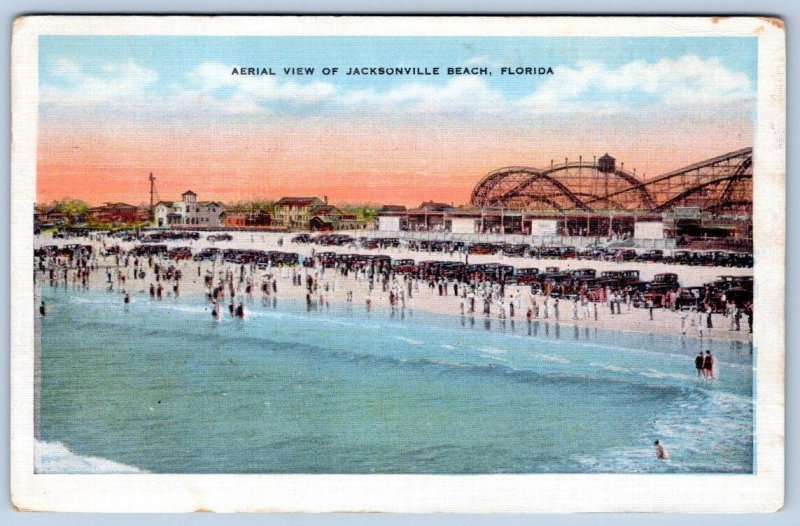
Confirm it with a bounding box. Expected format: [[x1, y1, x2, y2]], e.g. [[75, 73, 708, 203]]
[[9, 15, 786, 513]]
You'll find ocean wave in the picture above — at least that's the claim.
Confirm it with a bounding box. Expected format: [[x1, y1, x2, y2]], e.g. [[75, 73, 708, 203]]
[[394, 336, 423, 346], [481, 354, 509, 363], [35, 440, 146, 474], [480, 348, 508, 355], [535, 354, 571, 364]]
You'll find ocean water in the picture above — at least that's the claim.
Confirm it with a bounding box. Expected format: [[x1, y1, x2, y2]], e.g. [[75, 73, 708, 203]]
[[37, 286, 754, 474]]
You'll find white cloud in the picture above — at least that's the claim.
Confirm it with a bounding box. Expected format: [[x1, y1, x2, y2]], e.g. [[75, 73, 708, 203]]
[[466, 55, 490, 65], [341, 76, 505, 114], [41, 59, 158, 106], [187, 61, 336, 105], [40, 55, 754, 119], [52, 58, 81, 81], [520, 55, 753, 111]]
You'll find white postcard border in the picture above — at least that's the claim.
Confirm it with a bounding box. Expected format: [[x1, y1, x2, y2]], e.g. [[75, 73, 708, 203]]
[[10, 15, 786, 513]]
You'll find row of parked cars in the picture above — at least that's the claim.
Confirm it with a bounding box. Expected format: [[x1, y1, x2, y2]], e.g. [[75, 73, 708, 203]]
[[217, 248, 298, 267], [291, 234, 753, 268], [35, 244, 94, 259], [305, 252, 753, 311], [464, 244, 752, 267]]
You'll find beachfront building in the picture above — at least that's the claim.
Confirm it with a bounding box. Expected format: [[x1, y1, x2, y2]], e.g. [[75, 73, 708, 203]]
[[86, 202, 149, 224], [308, 204, 360, 231], [273, 197, 325, 228], [376, 203, 668, 245], [154, 190, 225, 228], [224, 211, 272, 228], [34, 207, 71, 228]]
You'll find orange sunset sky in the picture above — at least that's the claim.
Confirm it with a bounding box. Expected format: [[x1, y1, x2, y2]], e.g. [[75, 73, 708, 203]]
[[37, 36, 756, 207]]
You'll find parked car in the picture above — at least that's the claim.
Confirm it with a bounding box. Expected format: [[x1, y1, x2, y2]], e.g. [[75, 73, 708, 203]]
[[168, 247, 193, 260], [513, 267, 540, 285], [392, 259, 416, 273], [468, 243, 496, 255]]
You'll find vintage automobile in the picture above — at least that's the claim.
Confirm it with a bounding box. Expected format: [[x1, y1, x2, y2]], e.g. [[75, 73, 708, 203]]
[[538, 247, 562, 259], [501, 243, 528, 257], [559, 247, 578, 259], [674, 286, 704, 310], [192, 248, 220, 261], [570, 268, 597, 281], [130, 244, 168, 256], [391, 259, 416, 273], [317, 234, 354, 246], [207, 233, 233, 242], [599, 270, 642, 288], [364, 254, 392, 268], [167, 247, 193, 260], [477, 263, 515, 283], [702, 276, 753, 311], [513, 267, 540, 285], [638, 249, 664, 263], [612, 249, 638, 262], [633, 285, 673, 308], [732, 253, 754, 268], [577, 247, 608, 260], [265, 251, 299, 266], [433, 261, 467, 280], [468, 243, 496, 255], [651, 272, 680, 286], [313, 251, 338, 267], [668, 250, 692, 265]]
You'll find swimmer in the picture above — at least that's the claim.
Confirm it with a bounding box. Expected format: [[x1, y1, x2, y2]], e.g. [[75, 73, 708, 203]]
[[654, 440, 669, 460], [39, 301, 46, 316]]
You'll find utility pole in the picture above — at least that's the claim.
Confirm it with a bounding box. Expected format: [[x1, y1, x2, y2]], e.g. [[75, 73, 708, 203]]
[[149, 172, 156, 219]]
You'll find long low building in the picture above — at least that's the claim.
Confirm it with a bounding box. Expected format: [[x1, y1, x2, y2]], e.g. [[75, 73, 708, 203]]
[[377, 204, 751, 252], [378, 202, 662, 237]]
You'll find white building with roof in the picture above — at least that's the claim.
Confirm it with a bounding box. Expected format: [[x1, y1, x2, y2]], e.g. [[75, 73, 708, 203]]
[[154, 190, 225, 227]]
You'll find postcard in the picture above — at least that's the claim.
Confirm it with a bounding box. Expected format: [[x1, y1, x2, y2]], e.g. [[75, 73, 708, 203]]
[[10, 16, 785, 512]]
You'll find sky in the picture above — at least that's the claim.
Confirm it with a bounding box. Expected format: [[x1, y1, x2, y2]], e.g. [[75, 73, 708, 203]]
[[37, 36, 757, 206]]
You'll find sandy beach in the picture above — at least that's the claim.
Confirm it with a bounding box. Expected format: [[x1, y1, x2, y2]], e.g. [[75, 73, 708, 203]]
[[34, 231, 753, 344]]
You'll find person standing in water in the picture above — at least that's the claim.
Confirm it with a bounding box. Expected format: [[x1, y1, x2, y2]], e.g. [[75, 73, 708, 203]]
[[703, 350, 715, 379], [654, 440, 669, 460], [39, 301, 46, 316], [695, 351, 704, 377]]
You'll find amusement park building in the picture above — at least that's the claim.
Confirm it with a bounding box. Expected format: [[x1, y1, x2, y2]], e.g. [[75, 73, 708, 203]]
[[377, 148, 753, 247]]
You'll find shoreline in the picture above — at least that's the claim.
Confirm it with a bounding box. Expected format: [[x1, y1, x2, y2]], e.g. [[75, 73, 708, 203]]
[[36, 269, 752, 347], [34, 232, 753, 345]]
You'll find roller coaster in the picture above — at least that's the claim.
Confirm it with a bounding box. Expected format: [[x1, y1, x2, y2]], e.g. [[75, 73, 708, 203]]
[[471, 148, 752, 214]]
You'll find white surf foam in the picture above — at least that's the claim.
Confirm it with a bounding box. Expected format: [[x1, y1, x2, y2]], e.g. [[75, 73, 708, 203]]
[[537, 354, 571, 364], [35, 440, 146, 474], [394, 336, 423, 346]]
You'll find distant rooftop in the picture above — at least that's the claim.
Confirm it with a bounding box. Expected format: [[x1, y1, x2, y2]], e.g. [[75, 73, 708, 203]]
[[276, 197, 323, 207]]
